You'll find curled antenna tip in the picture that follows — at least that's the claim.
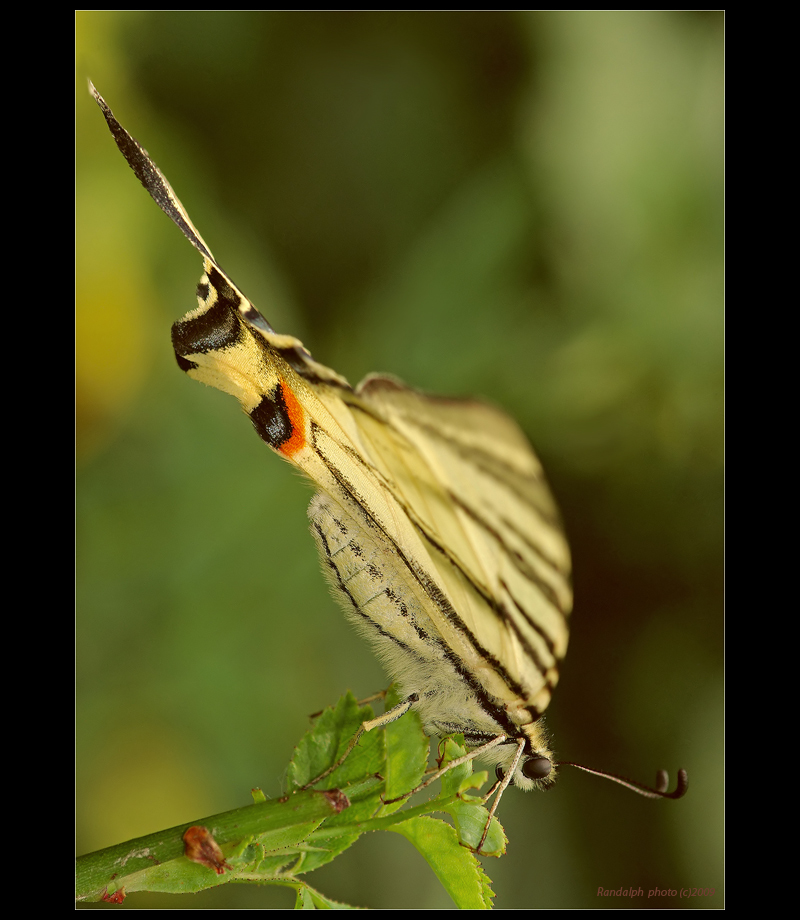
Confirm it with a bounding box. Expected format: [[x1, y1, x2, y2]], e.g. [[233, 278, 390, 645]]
[[669, 768, 689, 799]]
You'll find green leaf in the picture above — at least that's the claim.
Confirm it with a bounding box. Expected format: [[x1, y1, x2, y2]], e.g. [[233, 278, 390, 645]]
[[290, 830, 363, 875], [286, 692, 385, 794], [388, 816, 494, 909], [443, 798, 506, 858], [434, 736, 506, 856]]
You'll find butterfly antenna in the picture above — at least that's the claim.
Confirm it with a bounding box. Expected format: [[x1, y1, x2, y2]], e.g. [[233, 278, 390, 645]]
[[556, 762, 688, 800]]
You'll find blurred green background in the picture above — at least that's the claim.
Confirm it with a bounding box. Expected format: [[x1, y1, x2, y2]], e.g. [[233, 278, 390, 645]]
[[76, 11, 723, 910]]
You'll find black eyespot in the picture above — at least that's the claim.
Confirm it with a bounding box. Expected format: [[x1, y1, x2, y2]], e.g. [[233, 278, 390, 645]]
[[522, 757, 552, 780]]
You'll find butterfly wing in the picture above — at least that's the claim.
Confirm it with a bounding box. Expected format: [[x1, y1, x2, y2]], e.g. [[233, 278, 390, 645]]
[[93, 84, 571, 782]]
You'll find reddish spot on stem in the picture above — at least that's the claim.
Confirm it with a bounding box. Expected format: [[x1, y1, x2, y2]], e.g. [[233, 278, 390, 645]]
[[182, 825, 231, 875]]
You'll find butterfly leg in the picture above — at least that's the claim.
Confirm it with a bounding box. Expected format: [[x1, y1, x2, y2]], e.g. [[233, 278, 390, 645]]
[[360, 692, 418, 731], [299, 693, 420, 790], [477, 737, 525, 851], [381, 732, 508, 806]]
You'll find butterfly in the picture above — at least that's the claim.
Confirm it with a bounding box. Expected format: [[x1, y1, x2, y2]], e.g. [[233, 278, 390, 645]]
[[90, 84, 686, 841]]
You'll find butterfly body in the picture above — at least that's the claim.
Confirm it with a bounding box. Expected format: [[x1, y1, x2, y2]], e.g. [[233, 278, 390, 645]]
[[93, 85, 572, 792]]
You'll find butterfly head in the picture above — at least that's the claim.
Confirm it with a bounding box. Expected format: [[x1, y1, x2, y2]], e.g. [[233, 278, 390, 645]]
[[484, 720, 558, 792]]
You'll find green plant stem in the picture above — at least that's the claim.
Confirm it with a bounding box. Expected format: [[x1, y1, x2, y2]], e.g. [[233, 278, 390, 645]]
[[75, 788, 346, 902]]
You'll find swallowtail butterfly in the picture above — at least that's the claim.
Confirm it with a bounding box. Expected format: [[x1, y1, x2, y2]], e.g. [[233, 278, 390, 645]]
[[90, 84, 686, 841]]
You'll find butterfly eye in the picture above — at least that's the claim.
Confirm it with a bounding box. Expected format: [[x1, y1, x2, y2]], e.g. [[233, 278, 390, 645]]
[[522, 757, 552, 780]]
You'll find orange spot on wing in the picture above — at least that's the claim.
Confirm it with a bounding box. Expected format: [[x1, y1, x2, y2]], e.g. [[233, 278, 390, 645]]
[[276, 379, 307, 458]]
